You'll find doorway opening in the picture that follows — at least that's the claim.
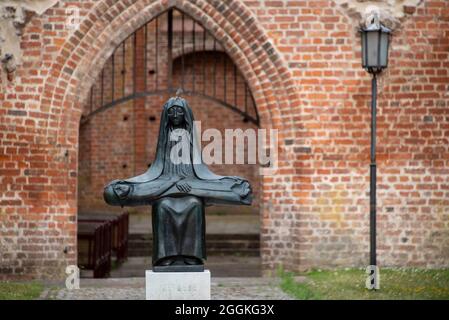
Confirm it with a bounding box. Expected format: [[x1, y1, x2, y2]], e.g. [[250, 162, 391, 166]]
[[77, 8, 261, 278]]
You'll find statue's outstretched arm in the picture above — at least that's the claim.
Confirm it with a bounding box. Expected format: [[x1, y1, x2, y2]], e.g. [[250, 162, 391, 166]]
[[104, 177, 179, 207], [159, 177, 252, 206]]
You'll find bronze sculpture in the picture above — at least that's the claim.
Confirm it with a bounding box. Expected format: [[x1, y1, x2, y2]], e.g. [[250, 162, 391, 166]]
[[104, 96, 252, 271]]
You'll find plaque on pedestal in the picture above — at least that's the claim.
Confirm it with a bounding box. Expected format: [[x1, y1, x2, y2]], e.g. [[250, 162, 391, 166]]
[[146, 270, 211, 300]]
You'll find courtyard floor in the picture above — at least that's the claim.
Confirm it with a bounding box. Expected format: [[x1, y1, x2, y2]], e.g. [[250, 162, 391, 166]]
[[2, 267, 448, 300], [38, 255, 293, 300], [39, 277, 293, 300]]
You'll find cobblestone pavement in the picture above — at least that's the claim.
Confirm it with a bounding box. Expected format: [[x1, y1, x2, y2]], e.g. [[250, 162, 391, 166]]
[[40, 277, 294, 300]]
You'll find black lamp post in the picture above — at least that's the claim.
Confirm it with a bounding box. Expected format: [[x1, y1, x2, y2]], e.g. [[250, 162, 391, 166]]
[[360, 17, 391, 267]]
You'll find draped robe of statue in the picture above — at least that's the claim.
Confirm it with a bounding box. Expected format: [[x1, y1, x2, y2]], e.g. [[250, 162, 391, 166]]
[[104, 96, 252, 269]]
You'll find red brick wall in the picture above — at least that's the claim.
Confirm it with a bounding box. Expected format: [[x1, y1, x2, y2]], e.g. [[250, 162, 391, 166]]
[[248, 0, 449, 270], [0, 0, 448, 279]]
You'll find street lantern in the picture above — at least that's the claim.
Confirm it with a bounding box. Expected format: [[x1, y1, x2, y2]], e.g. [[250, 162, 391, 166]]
[[360, 16, 391, 269], [361, 22, 391, 74]]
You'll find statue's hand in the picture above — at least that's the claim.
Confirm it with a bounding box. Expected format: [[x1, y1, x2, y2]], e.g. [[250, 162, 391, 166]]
[[113, 183, 131, 199], [176, 181, 192, 193], [241, 181, 251, 197], [231, 180, 251, 198]]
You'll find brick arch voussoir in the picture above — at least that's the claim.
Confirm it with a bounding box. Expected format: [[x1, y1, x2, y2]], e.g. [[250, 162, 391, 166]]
[[43, 1, 166, 147], [44, 0, 297, 151], [81, 3, 255, 125]]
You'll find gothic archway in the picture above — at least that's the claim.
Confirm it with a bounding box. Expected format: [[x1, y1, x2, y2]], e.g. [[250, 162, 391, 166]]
[[80, 9, 259, 127], [78, 8, 262, 276], [40, 0, 300, 275]]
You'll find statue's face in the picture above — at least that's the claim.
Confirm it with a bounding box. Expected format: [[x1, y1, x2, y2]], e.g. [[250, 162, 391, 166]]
[[167, 105, 185, 127]]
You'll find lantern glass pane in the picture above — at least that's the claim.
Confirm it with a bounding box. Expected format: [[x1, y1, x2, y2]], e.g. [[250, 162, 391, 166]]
[[380, 32, 389, 67], [367, 31, 379, 67], [361, 32, 367, 67]]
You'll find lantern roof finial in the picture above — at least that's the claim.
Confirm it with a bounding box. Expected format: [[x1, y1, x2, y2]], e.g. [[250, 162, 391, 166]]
[[366, 11, 380, 29], [362, 10, 392, 33]]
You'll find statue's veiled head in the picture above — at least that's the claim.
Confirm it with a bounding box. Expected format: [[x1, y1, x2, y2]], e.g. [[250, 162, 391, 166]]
[[164, 96, 192, 130], [167, 105, 185, 127]]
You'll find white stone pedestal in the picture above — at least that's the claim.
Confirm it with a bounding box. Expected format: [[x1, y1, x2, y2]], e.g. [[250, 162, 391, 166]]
[[146, 270, 211, 300]]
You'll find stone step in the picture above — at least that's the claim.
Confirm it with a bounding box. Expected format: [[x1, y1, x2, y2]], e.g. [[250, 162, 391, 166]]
[[129, 233, 260, 240], [128, 248, 260, 257], [127, 233, 260, 257], [107, 256, 262, 278]]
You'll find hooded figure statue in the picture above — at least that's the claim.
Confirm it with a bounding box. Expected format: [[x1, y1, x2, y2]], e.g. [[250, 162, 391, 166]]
[[104, 96, 252, 269]]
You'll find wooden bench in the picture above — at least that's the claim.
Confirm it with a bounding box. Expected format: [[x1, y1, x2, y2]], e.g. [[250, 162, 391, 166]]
[[78, 212, 129, 263], [78, 221, 112, 278]]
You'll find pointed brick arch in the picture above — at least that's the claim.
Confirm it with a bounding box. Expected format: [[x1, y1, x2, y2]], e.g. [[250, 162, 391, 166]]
[[40, 0, 301, 274], [43, 0, 298, 137]]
